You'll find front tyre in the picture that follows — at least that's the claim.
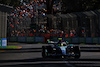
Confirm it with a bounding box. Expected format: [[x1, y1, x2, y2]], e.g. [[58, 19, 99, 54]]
[[42, 46, 48, 58], [73, 46, 80, 59]]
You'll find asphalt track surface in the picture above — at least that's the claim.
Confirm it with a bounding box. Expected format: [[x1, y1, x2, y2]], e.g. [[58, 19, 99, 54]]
[[0, 43, 100, 67]]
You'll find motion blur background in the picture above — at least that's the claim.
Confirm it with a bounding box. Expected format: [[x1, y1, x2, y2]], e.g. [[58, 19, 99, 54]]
[[0, 0, 100, 43]]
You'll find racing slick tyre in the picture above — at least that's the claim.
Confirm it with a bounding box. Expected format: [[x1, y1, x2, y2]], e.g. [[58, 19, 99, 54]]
[[42, 46, 48, 58], [42, 46, 53, 58], [73, 46, 80, 59]]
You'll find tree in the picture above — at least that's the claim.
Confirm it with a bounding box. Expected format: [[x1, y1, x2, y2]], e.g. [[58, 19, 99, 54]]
[[0, 0, 20, 7], [46, 0, 55, 28], [62, 0, 100, 13], [9, 0, 20, 7], [46, 0, 55, 14], [82, 0, 100, 11], [62, 0, 83, 13], [0, 0, 11, 5]]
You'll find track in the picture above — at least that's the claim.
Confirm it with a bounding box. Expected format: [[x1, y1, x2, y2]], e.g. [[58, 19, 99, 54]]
[[0, 43, 100, 67]]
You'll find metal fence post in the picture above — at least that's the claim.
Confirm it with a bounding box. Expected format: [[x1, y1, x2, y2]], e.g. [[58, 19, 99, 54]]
[[0, 11, 1, 38]]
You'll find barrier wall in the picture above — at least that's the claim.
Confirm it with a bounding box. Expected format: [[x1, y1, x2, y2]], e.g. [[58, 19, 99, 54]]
[[50, 37, 58, 41], [72, 37, 79, 43], [98, 38, 100, 44], [9, 37, 17, 42], [79, 37, 86, 43], [92, 37, 98, 44], [26, 37, 34, 43], [8, 37, 100, 44], [34, 37, 44, 43], [86, 37, 93, 44], [17, 37, 26, 42]]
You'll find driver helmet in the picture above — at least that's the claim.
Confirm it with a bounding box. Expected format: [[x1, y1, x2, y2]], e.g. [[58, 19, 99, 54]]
[[61, 43, 63, 46]]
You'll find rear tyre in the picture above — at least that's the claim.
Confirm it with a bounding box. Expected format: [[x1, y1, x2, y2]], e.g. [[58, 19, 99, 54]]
[[73, 46, 80, 59], [42, 46, 48, 58]]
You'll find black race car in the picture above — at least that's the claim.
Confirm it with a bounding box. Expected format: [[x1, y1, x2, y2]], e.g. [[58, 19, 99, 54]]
[[42, 41, 80, 59]]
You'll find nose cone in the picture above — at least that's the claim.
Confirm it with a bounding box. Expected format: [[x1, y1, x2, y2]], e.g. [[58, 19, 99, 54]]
[[60, 46, 67, 55]]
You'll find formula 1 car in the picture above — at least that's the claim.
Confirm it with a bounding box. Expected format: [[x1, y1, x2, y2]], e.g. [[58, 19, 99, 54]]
[[42, 40, 80, 59]]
